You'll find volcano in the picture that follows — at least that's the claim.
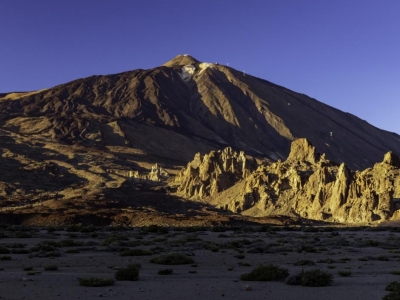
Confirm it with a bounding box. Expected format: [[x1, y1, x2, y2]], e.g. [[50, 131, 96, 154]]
[[0, 54, 399, 225]]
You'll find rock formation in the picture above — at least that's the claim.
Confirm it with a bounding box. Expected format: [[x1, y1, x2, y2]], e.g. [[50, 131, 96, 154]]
[[175, 138, 400, 224], [128, 164, 169, 182], [174, 147, 256, 199]]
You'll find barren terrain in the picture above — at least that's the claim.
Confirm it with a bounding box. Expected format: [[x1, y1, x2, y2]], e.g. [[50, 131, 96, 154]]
[[1, 225, 400, 299]]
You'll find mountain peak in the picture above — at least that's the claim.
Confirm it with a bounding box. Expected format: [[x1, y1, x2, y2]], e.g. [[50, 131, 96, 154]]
[[163, 54, 201, 67]]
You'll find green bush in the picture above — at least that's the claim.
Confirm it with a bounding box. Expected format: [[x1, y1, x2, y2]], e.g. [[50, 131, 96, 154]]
[[286, 269, 333, 287], [66, 225, 81, 232], [15, 232, 33, 238], [158, 268, 173, 275], [338, 270, 351, 277], [386, 281, 400, 292], [240, 264, 289, 281], [0, 246, 10, 254], [78, 277, 114, 287], [142, 225, 168, 234], [11, 248, 30, 254], [65, 248, 80, 253], [80, 225, 97, 233], [120, 249, 152, 256], [300, 269, 333, 287], [115, 264, 141, 281], [383, 281, 400, 300], [101, 235, 129, 246], [150, 253, 194, 265], [294, 260, 315, 266], [57, 239, 83, 247]]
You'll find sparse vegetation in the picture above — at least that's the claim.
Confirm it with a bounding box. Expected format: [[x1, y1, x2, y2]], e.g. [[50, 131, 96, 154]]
[[299, 269, 333, 287], [383, 281, 400, 300], [78, 277, 115, 287], [0, 246, 10, 254], [44, 265, 58, 271], [338, 270, 351, 277], [240, 264, 289, 281], [115, 264, 141, 281], [157, 268, 173, 275], [294, 259, 315, 266], [150, 253, 194, 265], [120, 249, 152, 256]]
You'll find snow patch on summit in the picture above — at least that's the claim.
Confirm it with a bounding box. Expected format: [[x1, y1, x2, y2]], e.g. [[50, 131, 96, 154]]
[[180, 65, 196, 82], [198, 63, 213, 74]]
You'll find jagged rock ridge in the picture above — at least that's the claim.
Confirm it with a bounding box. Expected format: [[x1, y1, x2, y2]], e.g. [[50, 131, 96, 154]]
[[174, 147, 256, 198], [174, 139, 400, 224]]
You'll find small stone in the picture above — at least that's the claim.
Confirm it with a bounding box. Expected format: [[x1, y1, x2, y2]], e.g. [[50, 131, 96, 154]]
[[244, 285, 252, 291]]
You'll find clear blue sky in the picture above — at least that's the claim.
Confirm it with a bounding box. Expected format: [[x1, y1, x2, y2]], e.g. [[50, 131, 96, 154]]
[[1, 1, 399, 134]]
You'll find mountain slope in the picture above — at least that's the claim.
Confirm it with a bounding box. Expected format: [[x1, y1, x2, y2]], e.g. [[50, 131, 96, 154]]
[[1, 54, 399, 170], [1, 54, 400, 225]]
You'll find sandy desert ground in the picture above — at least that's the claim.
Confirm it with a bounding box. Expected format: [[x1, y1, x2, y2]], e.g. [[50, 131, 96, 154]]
[[1, 225, 400, 300]]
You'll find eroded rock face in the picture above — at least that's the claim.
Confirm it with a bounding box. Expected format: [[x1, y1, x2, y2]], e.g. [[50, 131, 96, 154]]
[[174, 147, 256, 199], [128, 164, 169, 182], [175, 138, 400, 224]]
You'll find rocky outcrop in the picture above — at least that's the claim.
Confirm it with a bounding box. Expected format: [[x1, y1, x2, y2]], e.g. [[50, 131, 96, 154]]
[[128, 164, 169, 182], [176, 138, 400, 224], [174, 147, 256, 199]]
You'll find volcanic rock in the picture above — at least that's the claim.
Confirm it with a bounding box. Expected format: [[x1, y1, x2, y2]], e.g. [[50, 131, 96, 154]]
[[176, 139, 400, 223], [174, 147, 256, 199]]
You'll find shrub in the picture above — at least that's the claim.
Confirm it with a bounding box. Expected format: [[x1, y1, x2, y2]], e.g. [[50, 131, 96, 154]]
[[142, 225, 168, 234], [66, 225, 81, 232], [386, 281, 400, 292], [383, 281, 400, 300], [101, 235, 129, 246], [15, 232, 33, 238], [0, 256, 11, 261], [120, 249, 152, 256], [80, 225, 97, 233], [44, 265, 58, 271], [338, 270, 351, 277], [11, 249, 30, 254], [27, 271, 40, 276], [115, 264, 141, 281], [57, 239, 82, 247], [294, 260, 315, 266], [0, 246, 10, 254], [301, 245, 318, 253], [78, 277, 114, 287], [158, 269, 173, 275], [150, 253, 194, 265], [218, 234, 229, 238], [300, 269, 333, 287], [65, 248, 80, 253], [240, 264, 289, 281]]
